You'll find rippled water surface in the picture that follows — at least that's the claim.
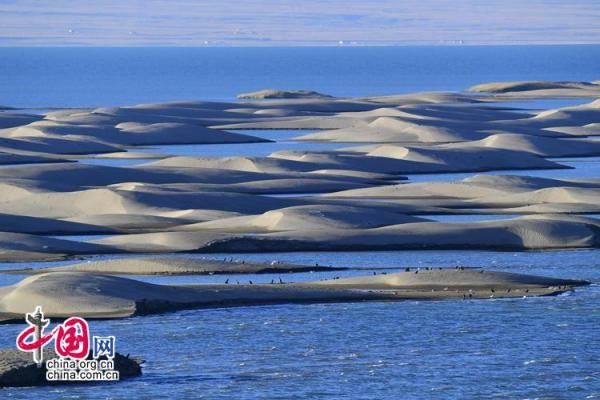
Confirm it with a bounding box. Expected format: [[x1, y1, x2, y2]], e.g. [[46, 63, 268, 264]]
[[0, 47, 599, 399], [0, 250, 599, 399]]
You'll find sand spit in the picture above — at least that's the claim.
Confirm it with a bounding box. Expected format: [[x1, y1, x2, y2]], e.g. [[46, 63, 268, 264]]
[[238, 89, 334, 99], [467, 80, 600, 97], [3, 256, 343, 275], [0, 270, 587, 321]]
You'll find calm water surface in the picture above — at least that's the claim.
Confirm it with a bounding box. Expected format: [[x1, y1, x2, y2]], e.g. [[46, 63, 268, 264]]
[[2, 46, 600, 108]]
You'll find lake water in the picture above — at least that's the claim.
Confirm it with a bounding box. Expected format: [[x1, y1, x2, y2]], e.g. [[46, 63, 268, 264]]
[[2, 46, 600, 108], [405, 157, 600, 183], [0, 46, 599, 399], [0, 250, 598, 399]]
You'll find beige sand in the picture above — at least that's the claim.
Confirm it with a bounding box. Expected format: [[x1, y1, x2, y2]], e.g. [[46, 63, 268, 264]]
[[468, 80, 600, 97], [269, 147, 564, 174], [92, 214, 599, 253], [238, 89, 334, 99], [2, 256, 341, 275], [324, 174, 600, 211], [0, 270, 586, 321], [0, 232, 114, 262], [2, 120, 270, 147], [175, 204, 429, 233], [0, 80, 597, 261]]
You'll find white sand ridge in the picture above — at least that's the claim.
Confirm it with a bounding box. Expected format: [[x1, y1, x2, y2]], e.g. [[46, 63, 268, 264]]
[[0, 270, 587, 321], [0, 81, 598, 261]]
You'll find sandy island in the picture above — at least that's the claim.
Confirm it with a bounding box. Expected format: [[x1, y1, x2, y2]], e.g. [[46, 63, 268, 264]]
[[0, 79, 597, 316], [0, 269, 588, 322]]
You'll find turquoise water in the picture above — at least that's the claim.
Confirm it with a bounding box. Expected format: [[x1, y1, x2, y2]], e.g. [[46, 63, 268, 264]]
[[0, 47, 599, 398]]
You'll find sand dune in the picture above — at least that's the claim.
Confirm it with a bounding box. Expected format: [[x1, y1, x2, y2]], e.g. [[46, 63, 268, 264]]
[[0, 136, 123, 156], [295, 116, 488, 143], [0, 232, 113, 262], [145, 151, 524, 175], [175, 205, 429, 232], [93, 215, 600, 253], [0, 270, 585, 321], [111, 177, 376, 195], [0, 81, 598, 262], [323, 175, 600, 214], [0, 162, 325, 187], [4, 256, 341, 276], [214, 115, 363, 130], [64, 213, 196, 233], [115, 122, 269, 145], [3, 120, 269, 147], [547, 122, 600, 137], [0, 213, 115, 235], [326, 174, 599, 200], [470, 187, 600, 208], [394, 103, 527, 122], [45, 104, 245, 126], [271, 146, 564, 174], [445, 133, 600, 157], [145, 155, 316, 173], [468, 80, 600, 97], [0, 185, 302, 220], [531, 99, 600, 126], [214, 92, 487, 130], [238, 89, 334, 99], [311, 268, 587, 289], [369, 145, 558, 167]]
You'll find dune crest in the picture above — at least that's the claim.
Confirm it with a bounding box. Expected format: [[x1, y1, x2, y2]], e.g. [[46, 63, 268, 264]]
[[0, 270, 587, 321]]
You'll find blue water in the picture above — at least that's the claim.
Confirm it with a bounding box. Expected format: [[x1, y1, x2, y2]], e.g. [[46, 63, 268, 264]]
[[137, 141, 344, 159], [0, 46, 599, 399], [79, 130, 363, 165], [406, 157, 600, 183], [1, 46, 600, 108], [0, 250, 598, 399]]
